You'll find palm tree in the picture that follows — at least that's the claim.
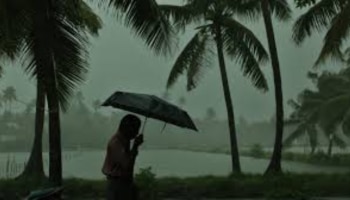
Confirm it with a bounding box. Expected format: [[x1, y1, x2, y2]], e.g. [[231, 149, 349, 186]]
[[250, 0, 292, 174], [14, 0, 102, 185], [293, 0, 350, 65], [285, 70, 350, 157], [284, 98, 319, 154], [3, 86, 17, 112], [161, 0, 269, 173], [2, 0, 172, 185]]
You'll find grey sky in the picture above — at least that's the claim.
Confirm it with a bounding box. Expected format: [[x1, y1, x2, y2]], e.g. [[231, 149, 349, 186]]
[[0, 2, 341, 122]]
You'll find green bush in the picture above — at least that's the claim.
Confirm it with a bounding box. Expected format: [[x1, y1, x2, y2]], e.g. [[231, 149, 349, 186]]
[[135, 167, 158, 200], [249, 144, 265, 158]]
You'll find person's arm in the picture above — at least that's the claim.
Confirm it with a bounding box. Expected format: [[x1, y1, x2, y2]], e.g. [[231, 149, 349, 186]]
[[109, 138, 142, 179], [129, 134, 144, 177]]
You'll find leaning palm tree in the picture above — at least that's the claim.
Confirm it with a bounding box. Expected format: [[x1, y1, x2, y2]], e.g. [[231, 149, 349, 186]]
[[262, 0, 291, 174], [286, 70, 350, 157], [160, 0, 270, 173], [293, 0, 350, 65], [239, 0, 291, 174]]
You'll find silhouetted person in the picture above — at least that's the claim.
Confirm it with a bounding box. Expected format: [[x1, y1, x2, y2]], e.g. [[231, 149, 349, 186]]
[[102, 114, 144, 200]]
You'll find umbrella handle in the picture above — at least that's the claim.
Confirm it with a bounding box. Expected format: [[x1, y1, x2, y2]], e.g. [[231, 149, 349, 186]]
[[141, 117, 148, 134]]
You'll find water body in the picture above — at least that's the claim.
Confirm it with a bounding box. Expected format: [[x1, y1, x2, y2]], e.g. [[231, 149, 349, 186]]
[[0, 150, 349, 179]]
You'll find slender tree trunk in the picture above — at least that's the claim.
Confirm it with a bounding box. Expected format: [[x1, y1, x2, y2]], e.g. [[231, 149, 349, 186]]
[[310, 146, 316, 155], [327, 137, 333, 158], [261, 0, 284, 175], [33, 0, 62, 186], [19, 80, 46, 179], [214, 23, 241, 174]]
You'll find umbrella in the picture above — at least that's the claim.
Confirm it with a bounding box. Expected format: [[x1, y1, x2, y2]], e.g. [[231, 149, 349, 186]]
[[101, 91, 198, 132]]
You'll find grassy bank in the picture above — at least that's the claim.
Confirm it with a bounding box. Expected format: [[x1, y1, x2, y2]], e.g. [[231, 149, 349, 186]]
[[1, 170, 350, 200]]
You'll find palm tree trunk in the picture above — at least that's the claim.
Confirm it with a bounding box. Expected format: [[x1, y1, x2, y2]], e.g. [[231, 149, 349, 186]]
[[19, 80, 46, 180], [46, 61, 63, 186], [33, 0, 62, 186], [214, 24, 241, 174], [327, 137, 333, 158], [261, 0, 284, 175]]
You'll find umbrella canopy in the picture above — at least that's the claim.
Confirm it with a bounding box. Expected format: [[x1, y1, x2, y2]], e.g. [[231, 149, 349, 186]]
[[101, 91, 198, 131]]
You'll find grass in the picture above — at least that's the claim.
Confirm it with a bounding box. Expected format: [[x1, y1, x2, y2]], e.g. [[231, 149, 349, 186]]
[[1, 170, 350, 200]]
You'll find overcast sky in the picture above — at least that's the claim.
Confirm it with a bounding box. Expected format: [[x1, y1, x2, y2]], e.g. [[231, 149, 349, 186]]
[[0, 1, 342, 122]]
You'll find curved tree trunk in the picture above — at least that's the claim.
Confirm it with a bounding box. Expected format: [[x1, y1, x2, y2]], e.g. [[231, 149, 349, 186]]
[[261, 0, 284, 175], [214, 24, 241, 174], [18, 80, 46, 180]]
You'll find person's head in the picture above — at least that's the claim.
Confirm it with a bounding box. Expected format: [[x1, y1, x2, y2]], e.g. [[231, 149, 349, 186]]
[[118, 114, 141, 140]]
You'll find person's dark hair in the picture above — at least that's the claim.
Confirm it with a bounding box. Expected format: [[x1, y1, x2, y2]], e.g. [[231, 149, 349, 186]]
[[119, 114, 141, 139]]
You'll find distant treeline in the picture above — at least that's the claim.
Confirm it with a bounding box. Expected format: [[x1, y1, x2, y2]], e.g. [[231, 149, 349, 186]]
[[0, 93, 334, 153]]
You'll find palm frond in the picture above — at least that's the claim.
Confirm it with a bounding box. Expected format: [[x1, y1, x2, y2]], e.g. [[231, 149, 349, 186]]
[[333, 133, 347, 149], [0, 0, 29, 60], [221, 18, 269, 91], [187, 32, 213, 91], [167, 28, 211, 90], [283, 123, 307, 147], [104, 0, 174, 55], [159, 4, 201, 32], [269, 0, 292, 22], [295, 0, 317, 8], [225, 0, 261, 21], [343, 47, 350, 65], [315, 3, 350, 65], [64, 0, 103, 36], [24, 0, 89, 111], [341, 111, 350, 137], [292, 0, 343, 45], [318, 94, 350, 133]]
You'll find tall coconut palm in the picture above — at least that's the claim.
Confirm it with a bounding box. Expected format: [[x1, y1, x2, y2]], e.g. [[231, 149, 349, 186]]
[[293, 0, 350, 65], [2, 0, 172, 185], [18, 0, 104, 185], [239, 0, 291, 174], [6, 0, 103, 182], [261, 0, 291, 174], [160, 0, 270, 173]]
